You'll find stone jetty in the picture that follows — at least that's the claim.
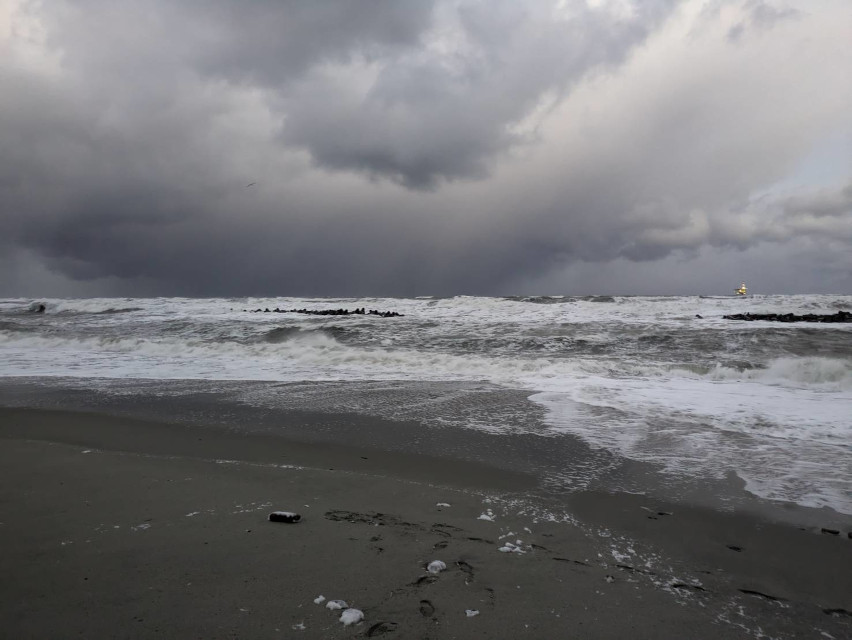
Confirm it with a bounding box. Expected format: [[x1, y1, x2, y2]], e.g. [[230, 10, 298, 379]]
[[722, 311, 851, 323]]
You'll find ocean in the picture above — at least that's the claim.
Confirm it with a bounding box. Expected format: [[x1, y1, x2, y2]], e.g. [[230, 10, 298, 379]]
[[1, 294, 850, 518]]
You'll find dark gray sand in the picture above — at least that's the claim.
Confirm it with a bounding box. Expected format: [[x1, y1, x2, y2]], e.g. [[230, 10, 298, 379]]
[[1, 407, 850, 639]]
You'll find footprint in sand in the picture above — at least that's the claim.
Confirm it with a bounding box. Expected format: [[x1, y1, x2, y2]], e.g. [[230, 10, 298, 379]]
[[738, 589, 785, 602], [367, 621, 399, 636], [408, 575, 437, 588], [456, 560, 475, 584], [419, 600, 436, 617]]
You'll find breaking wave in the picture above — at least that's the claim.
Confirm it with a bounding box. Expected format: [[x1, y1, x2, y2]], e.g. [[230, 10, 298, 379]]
[[92, 307, 144, 315], [503, 296, 571, 304], [671, 357, 852, 391], [2, 326, 850, 394], [259, 325, 352, 344]]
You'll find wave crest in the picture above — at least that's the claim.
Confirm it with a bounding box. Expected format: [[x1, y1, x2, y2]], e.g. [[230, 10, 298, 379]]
[[695, 357, 852, 390]]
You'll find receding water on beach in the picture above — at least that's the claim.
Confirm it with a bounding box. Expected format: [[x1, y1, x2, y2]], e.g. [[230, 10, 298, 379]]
[[1, 294, 850, 517]]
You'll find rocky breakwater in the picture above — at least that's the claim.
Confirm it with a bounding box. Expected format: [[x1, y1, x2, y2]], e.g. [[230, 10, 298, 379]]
[[723, 311, 852, 323]]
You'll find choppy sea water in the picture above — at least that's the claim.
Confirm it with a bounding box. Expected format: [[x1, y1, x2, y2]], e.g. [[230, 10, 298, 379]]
[[1, 295, 850, 515]]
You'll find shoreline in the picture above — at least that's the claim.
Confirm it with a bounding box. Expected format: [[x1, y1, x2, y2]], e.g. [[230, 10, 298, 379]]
[[2, 376, 849, 531], [0, 406, 535, 494], [1, 403, 850, 638]]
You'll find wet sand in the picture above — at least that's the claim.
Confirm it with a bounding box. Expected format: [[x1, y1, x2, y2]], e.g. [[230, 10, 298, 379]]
[[1, 407, 850, 639]]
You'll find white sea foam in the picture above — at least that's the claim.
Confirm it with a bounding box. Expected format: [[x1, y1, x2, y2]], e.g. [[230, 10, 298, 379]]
[[339, 608, 363, 626], [530, 376, 852, 512], [497, 541, 529, 554], [427, 560, 446, 574]]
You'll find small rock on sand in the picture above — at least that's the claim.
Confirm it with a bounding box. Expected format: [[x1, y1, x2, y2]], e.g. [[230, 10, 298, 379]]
[[268, 511, 301, 523]]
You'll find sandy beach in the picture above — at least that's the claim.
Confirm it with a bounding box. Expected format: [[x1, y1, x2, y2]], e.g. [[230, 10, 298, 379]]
[[1, 404, 850, 639]]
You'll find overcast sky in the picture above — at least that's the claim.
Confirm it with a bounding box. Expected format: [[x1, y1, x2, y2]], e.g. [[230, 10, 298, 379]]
[[1, 0, 850, 297]]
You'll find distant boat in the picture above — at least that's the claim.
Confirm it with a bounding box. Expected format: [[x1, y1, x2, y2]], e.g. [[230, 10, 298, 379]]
[[735, 282, 748, 296]]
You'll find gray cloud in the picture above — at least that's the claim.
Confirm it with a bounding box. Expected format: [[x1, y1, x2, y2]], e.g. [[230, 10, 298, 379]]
[[281, 0, 676, 188], [1, 0, 850, 297], [727, 0, 799, 41], [203, 1, 436, 84]]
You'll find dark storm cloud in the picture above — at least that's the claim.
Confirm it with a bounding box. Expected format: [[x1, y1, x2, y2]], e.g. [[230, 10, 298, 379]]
[[281, 1, 676, 188], [1, 0, 850, 296], [194, 0, 436, 83], [781, 182, 852, 222]]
